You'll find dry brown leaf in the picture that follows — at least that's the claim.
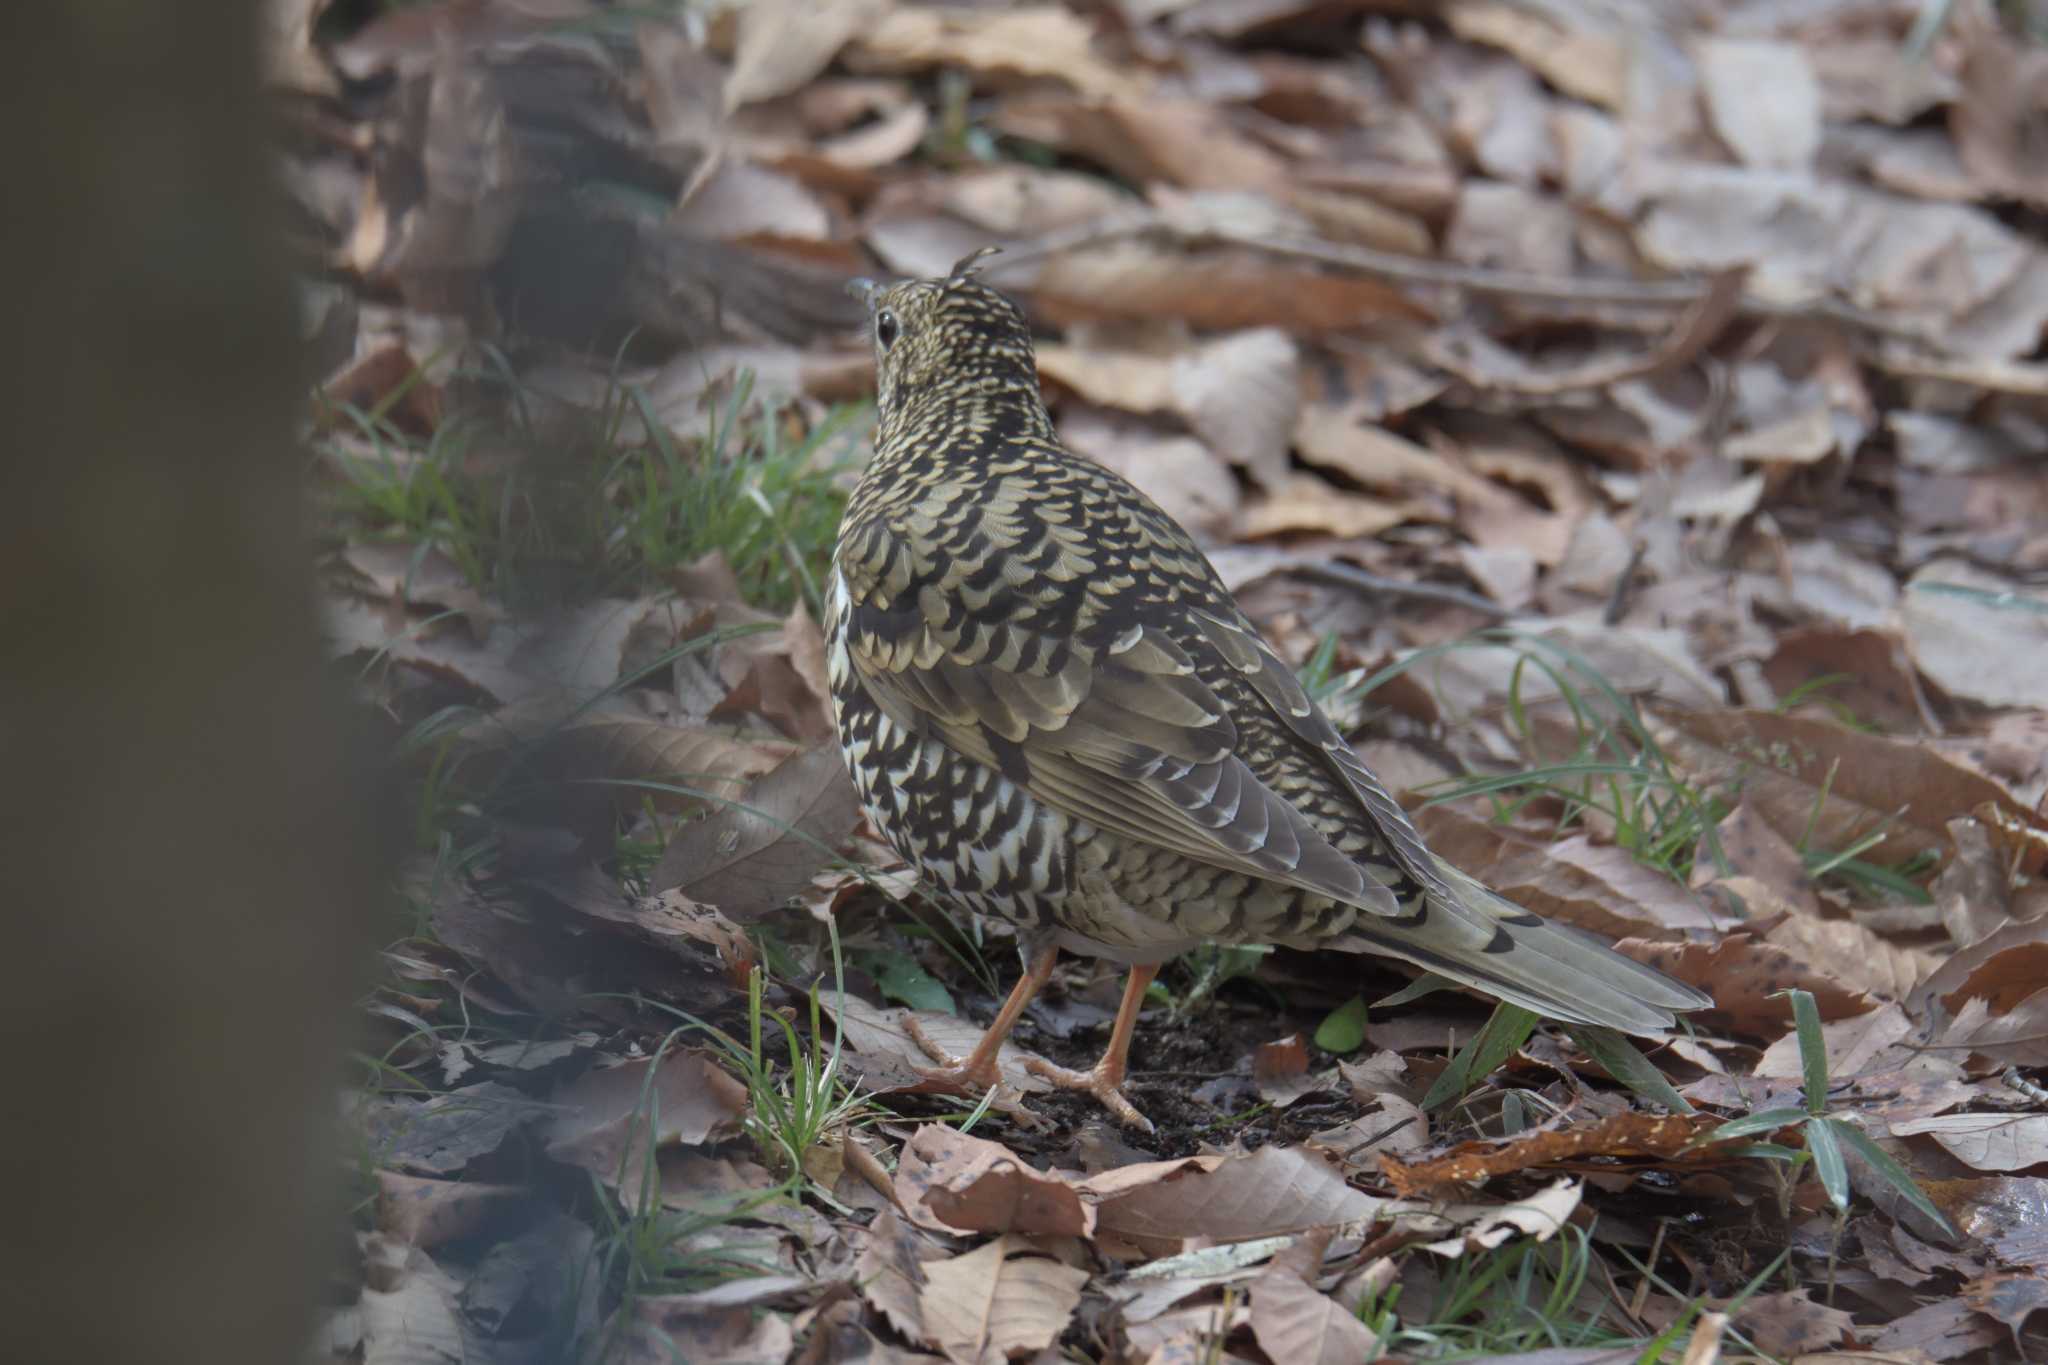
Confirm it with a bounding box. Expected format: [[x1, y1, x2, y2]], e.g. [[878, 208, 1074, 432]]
[[1922, 919, 2048, 1015], [849, 6, 1141, 100], [1444, 0, 1627, 111], [1695, 38, 1821, 171], [1416, 1178, 1585, 1257], [1652, 708, 2033, 871], [375, 1172, 527, 1250], [616, 1301, 796, 1365], [542, 1051, 747, 1195], [1899, 561, 2048, 710], [359, 1236, 468, 1365], [725, 0, 886, 110], [1762, 627, 1926, 732], [1726, 885, 1940, 1004], [918, 1234, 1087, 1365], [1033, 240, 1431, 331], [893, 1126, 1093, 1238], [1733, 1289, 1852, 1358], [993, 96, 1288, 194], [650, 744, 861, 922], [531, 719, 791, 813], [1619, 932, 1872, 1036], [1239, 474, 1420, 540], [826, 993, 1054, 1113], [856, 1209, 944, 1346], [1891, 1115, 2048, 1173], [1417, 811, 1728, 941], [1248, 1263, 1382, 1365], [1090, 1144, 1381, 1257], [1931, 992, 2048, 1068]]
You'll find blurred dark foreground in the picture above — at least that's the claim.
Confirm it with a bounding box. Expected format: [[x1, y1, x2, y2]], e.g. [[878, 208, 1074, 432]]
[[0, 7, 384, 1363]]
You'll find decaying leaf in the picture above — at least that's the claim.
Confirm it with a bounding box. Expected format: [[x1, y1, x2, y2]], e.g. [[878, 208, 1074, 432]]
[[651, 744, 861, 922], [918, 1234, 1087, 1364]]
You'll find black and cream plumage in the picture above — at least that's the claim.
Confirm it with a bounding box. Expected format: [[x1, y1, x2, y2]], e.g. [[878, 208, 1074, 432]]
[[825, 252, 1709, 1127]]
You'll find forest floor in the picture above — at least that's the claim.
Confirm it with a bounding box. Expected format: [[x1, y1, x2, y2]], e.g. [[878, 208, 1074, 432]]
[[277, 1, 2048, 1362]]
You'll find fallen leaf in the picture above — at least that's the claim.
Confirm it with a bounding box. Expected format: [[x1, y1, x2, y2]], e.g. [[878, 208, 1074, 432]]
[[1900, 561, 2048, 709], [1696, 39, 1822, 171], [651, 744, 862, 922], [375, 1172, 527, 1250], [1248, 1262, 1381, 1365], [1090, 1144, 1382, 1257], [1892, 1115, 2048, 1174], [1732, 1288, 1851, 1357], [893, 1125, 1093, 1238], [359, 1236, 468, 1365], [724, 0, 885, 110], [918, 1234, 1087, 1365], [542, 1051, 748, 1197]]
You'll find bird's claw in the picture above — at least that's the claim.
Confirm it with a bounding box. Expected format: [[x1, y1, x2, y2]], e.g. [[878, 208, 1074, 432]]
[[1024, 1056, 1155, 1133]]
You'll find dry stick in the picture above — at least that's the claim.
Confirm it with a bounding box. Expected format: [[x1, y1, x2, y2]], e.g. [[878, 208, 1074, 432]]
[[998, 210, 1927, 338]]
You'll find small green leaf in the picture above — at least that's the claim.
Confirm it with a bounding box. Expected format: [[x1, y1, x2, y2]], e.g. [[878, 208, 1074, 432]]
[[1314, 995, 1369, 1054], [1422, 1002, 1540, 1110], [1806, 1116, 1849, 1211], [1787, 988, 1828, 1116], [1688, 1106, 1811, 1147], [1565, 1023, 1693, 1114], [854, 950, 955, 1015], [1828, 1116, 1957, 1237], [1727, 1141, 1806, 1161]]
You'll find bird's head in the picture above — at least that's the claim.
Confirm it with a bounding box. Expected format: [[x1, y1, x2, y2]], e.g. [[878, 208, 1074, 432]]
[[849, 249, 1045, 435]]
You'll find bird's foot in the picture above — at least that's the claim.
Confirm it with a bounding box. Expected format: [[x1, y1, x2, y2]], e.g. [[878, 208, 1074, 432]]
[[1024, 1056, 1154, 1133], [900, 1014, 1003, 1097]]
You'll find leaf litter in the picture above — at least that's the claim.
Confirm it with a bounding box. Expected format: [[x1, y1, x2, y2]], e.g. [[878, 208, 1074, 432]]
[[285, 0, 2048, 1359]]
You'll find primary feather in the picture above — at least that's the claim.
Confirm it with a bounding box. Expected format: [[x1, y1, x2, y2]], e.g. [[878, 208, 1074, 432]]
[[825, 259, 1710, 1034]]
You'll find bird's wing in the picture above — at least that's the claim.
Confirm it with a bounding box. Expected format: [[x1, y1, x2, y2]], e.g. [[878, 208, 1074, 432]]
[[834, 513, 1400, 915]]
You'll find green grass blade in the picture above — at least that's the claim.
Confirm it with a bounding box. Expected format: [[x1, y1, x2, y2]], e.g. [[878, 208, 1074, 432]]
[[1689, 1106, 1810, 1146], [1564, 1025, 1693, 1114], [1423, 1003, 1540, 1110], [1805, 1115, 1849, 1211], [1787, 989, 1828, 1116], [1827, 1116, 1956, 1236]]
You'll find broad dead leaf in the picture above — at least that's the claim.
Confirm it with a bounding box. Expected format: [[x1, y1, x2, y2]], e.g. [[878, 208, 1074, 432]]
[[1900, 561, 2048, 710], [650, 744, 861, 922], [542, 1051, 748, 1196], [1090, 1144, 1382, 1257], [1248, 1263, 1381, 1365], [1891, 1115, 2048, 1173], [893, 1125, 1093, 1237], [1653, 709, 2033, 871], [918, 1234, 1087, 1365]]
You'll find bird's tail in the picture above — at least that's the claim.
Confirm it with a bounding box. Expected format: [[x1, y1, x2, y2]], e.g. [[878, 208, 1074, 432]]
[[1347, 861, 1712, 1036]]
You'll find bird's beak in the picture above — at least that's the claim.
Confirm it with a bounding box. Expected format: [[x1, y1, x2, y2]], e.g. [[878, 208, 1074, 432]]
[[847, 277, 880, 311]]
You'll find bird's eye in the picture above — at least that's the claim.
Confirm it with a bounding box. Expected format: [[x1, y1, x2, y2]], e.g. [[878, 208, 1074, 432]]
[[875, 310, 900, 350]]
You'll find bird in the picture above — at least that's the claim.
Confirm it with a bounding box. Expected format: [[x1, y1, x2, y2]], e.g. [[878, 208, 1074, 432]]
[[824, 249, 1711, 1129]]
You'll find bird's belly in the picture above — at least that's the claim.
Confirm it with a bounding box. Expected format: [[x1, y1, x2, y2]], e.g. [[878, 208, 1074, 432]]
[[823, 571, 1359, 962]]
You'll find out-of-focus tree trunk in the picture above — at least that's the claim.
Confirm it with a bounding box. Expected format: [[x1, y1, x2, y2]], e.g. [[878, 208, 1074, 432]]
[[0, 7, 382, 1363]]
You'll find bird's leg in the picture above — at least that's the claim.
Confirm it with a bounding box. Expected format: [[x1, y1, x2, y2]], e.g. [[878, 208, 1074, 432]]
[[901, 944, 1060, 1098], [1025, 963, 1161, 1132]]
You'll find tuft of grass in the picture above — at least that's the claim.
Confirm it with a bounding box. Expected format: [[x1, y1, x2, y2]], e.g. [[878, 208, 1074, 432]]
[[1688, 987, 1954, 1242], [320, 357, 863, 614], [1363, 1225, 1636, 1359]]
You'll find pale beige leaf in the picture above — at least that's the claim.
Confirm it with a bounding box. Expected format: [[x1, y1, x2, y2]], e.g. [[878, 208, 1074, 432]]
[[1900, 560, 2048, 709], [918, 1235, 1087, 1365], [650, 745, 862, 922], [1696, 38, 1821, 170], [725, 0, 885, 110], [1888, 1114, 2048, 1172], [1248, 1267, 1381, 1365]]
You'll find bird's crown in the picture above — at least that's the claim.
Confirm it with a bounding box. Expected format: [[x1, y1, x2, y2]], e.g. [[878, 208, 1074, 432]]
[[851, 249, 1043, 434]]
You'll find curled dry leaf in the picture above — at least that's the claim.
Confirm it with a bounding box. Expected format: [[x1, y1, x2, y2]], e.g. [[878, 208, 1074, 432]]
[[918, 1234, 1088, 1365], [1415, 1177, 1584, 1257], [358, 1236, 468, 1365], [650, 744, 862, 923], [542, 1051, 748, 1197], [1090, 1144, 1382, 1257], [893, 1125, 1093, 1238]]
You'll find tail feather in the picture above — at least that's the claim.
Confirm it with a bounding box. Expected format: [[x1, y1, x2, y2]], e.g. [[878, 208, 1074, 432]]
[[1347, 863, 1712, 1036]]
